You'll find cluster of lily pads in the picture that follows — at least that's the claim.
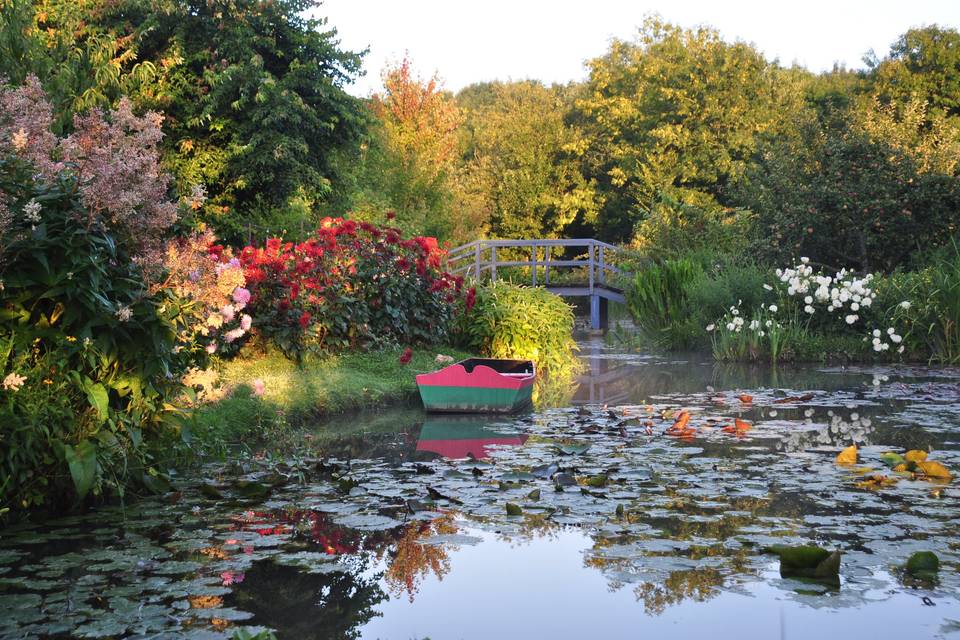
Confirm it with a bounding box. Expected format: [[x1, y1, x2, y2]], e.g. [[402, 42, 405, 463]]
[[0, 367, 957, 637]]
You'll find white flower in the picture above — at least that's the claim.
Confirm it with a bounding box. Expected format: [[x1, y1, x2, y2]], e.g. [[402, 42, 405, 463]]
[[881, 342, 890, 351], [872, 337, 881, 346], [2, 372, 26, 391], [800, 257, 810, 264], [705, 324, 716, 332], [887, 327, 895, 335], [900, 301, 911, 309], [768, 305, 778, 312], [850, 302, 859, 311], [873, 343, 883, 352], [731, 308, 739, 316], [787, 287, 796, 296], [804, 305, 815, 314], [726, 322, 735, 331], [891, 334, 902, 343], [845, 314, 858, 325], [804, 296, 813, 304], [115, 305, 133, 322], [23, 199, 41, 223], [765, 320, 773, 328], [763, 284, 773, 291], [872, 329, 881, 337], [898, 345, 905, 353], [861, 296, 872, 307]]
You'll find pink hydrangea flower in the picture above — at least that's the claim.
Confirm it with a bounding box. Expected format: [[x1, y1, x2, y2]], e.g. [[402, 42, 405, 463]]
[[205, 342, 217, 354], [240, 314, 252, 331], [220, 304, 235, 322], [252, 379, 265, 397]]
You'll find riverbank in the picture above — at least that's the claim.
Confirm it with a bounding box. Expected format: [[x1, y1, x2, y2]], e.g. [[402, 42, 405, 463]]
[[192, 345, 473, 449]]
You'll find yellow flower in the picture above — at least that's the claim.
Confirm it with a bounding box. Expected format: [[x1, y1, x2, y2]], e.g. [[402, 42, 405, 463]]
[[65, 335, 77, 342]]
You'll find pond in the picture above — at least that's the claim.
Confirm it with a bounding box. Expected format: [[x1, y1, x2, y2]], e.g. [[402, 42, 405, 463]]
[[2, 340, 959, 639]]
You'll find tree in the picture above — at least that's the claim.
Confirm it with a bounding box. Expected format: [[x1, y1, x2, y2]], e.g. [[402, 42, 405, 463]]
[[2, 0, 368, 244], [575, 17, 807, 241], [349, 57, 463, 240], [871, 25, 960, 119], [456, 80, 597, 239]]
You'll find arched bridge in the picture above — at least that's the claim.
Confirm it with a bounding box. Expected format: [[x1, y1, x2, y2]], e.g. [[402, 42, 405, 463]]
[[445, 239, 628, 330]]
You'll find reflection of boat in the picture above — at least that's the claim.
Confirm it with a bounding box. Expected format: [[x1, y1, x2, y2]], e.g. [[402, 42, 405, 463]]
[[416, 415, 528, 459], [416, 358, 535, 413]]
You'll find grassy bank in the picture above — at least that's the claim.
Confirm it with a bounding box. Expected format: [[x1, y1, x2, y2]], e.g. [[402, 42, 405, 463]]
[[193, 345, 473, 448]]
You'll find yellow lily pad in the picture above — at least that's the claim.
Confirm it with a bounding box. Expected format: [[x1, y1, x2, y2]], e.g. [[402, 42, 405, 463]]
[[916, 461, 952, 480], [836, 445, 858, 465], [905, 450, 928, 463]]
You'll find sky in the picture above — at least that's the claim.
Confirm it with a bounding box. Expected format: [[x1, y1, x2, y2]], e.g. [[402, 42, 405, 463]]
[[313, 0, 960, 97]]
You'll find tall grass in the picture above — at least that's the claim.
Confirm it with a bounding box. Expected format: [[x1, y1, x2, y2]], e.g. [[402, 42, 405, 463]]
[[929, 243, 960, 363], [625, 259, 703, 348]]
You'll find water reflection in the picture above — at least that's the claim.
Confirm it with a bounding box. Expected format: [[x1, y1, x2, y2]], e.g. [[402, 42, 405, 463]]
[[1, 349, 959, 639], [416, 415, 528, 459]]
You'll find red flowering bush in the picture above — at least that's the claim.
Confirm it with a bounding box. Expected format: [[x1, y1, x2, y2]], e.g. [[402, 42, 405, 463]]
[[239, 217, 465, 358]]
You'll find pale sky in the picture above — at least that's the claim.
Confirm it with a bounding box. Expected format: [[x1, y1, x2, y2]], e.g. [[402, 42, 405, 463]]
[[313, 0, 960, 96]]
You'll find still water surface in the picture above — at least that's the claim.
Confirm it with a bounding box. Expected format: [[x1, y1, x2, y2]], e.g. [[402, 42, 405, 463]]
[[1, 342, 959, 639]]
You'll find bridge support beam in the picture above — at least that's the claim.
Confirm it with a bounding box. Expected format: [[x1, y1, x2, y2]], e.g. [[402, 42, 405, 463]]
[[589, 295, 608, 331]]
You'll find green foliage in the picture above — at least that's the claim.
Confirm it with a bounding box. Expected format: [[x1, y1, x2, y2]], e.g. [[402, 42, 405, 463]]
[[3, 0, 368, 245], [736, 113, 960, 271], [630, 190, 753, 259], [456, 282, 579, 379], [456, 80, 598, 239], [626, 259, 703, 348], [871, 25, 960, 119], [0, 159, 200, 512], [576, 16, 807, 241]]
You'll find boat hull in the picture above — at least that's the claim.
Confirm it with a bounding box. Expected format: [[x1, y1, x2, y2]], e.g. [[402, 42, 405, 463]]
[[416, 359, 535, 413]]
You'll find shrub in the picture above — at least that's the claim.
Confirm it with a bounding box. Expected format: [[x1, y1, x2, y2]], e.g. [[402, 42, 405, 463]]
[[240, 218, 465, 359], [625, 259, 703, 349], [0, 78, 211, 513], [456, 282, 579, 379]]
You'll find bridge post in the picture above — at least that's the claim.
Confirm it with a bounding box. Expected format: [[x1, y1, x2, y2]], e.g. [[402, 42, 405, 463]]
[[474, 242, 481, 280], [491, 246, 497, 281], [590, 294, 601, 330], [531, 245, 537, 286]]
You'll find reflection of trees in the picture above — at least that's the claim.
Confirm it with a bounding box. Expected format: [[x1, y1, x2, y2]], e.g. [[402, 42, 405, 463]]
[[634, 568, 725, 615], [228, 559, 387, 640], [382, 513, 458, 600]]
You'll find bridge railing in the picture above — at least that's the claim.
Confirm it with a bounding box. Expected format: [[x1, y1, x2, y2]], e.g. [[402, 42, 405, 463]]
[[445, 238, 625, 292]]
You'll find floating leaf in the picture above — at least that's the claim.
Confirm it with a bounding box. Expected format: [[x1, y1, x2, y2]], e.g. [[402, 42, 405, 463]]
[[836, 445, 858, 465], [582, 473, 609, 488], [854, 474, 898, 490], [738, 394, 753, 404], [905, 450, 928, 463], [199, 484, 224, 500], [527, 488, 541, 501], [505, 503, 522, 516], [905, 551, 940, 579], [916, 461, 952, 480], [880, 452, 906, 468]]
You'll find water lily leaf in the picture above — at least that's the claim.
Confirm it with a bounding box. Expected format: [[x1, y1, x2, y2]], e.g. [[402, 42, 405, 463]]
[[200, 484, 224, 500], [74, 618, 129, 638], [916, 461, 952, 479], [235, 480, 271, 499], [527, 489, 541, 501], [554, 442, 590, 456], [582, 473, 609, 488], [905, 551, 940, 579], [426, 487, 462, 504], [836, 445, 858, 465], [854, 474, 898, 490], [553, 472, 576, 490], [904, 450, 928, 463], [880, 452, 905, 467], [506, 503, 522, 516]]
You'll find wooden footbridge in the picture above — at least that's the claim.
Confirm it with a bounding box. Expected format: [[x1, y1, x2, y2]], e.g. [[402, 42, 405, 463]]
[[445, 239, 628, 330]]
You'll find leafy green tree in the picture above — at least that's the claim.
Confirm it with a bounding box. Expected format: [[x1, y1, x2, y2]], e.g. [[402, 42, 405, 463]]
[[347, 57, 464, 240], [1, 0, 368, 244], [575, 17, 807, 241], [734, 112, 960, 271], [456, 80, 597, 238], [870, 25, 960, 119]]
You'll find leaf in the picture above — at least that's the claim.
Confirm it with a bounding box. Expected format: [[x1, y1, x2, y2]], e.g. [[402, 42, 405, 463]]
[[235, 480, 271, 499], [64, 440, 98, 499], [905, 450, 929, 463], [582, 473, 609, 488], [854, 474, 898, 490], [905, 551, 940, 577], [505, 503, 523, 516], [199, 484, 224, 500], [880, 452, 906, 468], [916, 460, 952, 479], [84, 381, 110, 425], [738, 394, 753, 404], [527, 488, 541, 501], [836, 445, 858, 465]]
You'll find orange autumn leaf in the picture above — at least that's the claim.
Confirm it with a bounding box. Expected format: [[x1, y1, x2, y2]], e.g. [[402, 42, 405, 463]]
[[836, 445, 858, 465], [734, 418, 751, 432], [916, 460, 952, 479], [739, 394, 753, 404], [904, 450, 928, 463]]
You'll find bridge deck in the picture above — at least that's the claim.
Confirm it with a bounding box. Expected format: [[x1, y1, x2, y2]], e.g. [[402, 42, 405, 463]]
[[445, 238, 631, 329]]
